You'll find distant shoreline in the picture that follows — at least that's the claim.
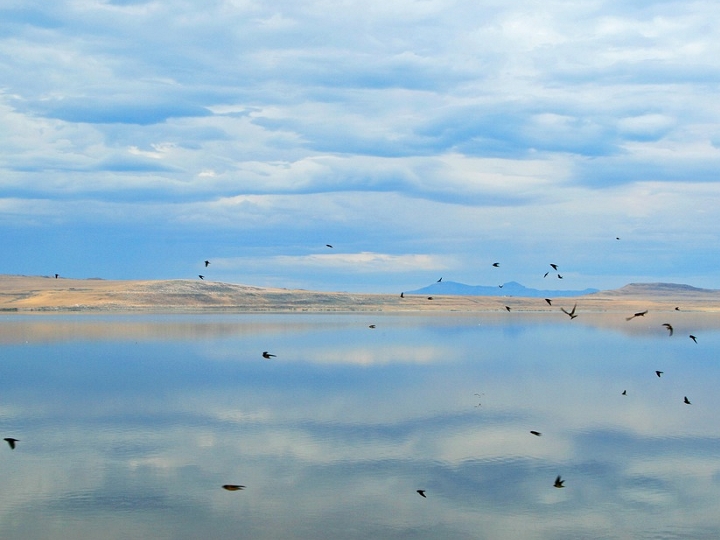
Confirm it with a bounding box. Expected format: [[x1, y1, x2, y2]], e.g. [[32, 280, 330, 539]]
[[2, 274, 720, 314]]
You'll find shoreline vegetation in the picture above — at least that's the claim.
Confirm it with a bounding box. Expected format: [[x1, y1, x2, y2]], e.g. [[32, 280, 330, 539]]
[[2, 275, 720, 314]]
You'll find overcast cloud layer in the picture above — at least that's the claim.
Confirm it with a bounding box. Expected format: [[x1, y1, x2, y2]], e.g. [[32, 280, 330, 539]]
[[2, 0, 720, 291]]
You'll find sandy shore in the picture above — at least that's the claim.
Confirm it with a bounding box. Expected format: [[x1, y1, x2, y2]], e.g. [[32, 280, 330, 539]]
[[2, 275, 720, 314]]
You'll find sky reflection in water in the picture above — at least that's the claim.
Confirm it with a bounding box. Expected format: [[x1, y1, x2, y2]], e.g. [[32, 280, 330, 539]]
[[1, 313, 719, 540]]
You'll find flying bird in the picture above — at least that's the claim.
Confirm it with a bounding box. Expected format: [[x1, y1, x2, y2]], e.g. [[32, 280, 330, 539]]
[[416, 490, 427, 498], [625, 310, 648, 321], [689, 335, 697, 343], [326, 244, 333, 248], [530, 431, 542, 436], [437, 277, 442, 282], [222, 485, 245, 491], [675, 306, 680, 311], [550, 264, 558, 271], [198, 275, 205, 280], [400, 292, 404, 298], [543, 272, 549, 278], [492, 262, 499, 267], [616, 237, 620, 240], [561, 304, 577, 319], [368, 325, 376, 329], [554, 475, 565, 488], [54, 273, 59, 279], [684, 396, 691, 405], [498, 284, 503, 288], [3, 438, 18, 450], [557, 274, 563, 279], [545, 298, 552, 306], [262, 351, 276, 359], [655, 370, 663, 377], [204, 260, 210, 267], [662, 323, 674, 336], [427, 296, 433, 300], [474, 392, 484, 407], [505, 306, 511, 312], [622, 390, 627, 395]]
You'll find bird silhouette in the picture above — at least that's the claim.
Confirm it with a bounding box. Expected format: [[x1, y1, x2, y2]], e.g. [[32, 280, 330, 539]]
[[554, 475, 565, 488], [400, 292, 404, 298], [545, 298, 552, 306], [557, 274, 563, 279], [662, 323, 674, 336], [498, 284, 503, 288], [550, 264, 558, 271], [4, 438, 18, 450], [262, 351, 276, 359], [222, 485, 245, 491], [622, 390, 627, 395], [689, 335, 697, 343], [675, 306, 680, 311], [416, 490, 426, 498], [561, 304, 577, 319], [326, 244, 333, 248], [543, 272, 549, 278], [198, 275, 205, 280], [625, 310, 648, 321], [204, 260, 210, 267], [530, 430, 542, 436], [656, 370, 663, 377], [492, 262, 499, 267], [505, 306, 511, 312], [54, 273, 59, 279], [437, 277, 442, 282], [684, 396, 691, 405], [427, 296, 433, 300], [616, 237, 620, 240], [368, 325, 376, 329]]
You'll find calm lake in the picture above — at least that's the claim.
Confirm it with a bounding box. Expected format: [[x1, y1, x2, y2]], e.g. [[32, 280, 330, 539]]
[[1, 312, 719, 540]]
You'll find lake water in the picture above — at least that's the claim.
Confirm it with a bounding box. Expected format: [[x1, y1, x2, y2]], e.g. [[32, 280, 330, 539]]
[[1, 312, 719, 540]]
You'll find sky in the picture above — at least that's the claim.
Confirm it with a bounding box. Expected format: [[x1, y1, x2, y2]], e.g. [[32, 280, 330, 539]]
[[2, 0, 720, 292]]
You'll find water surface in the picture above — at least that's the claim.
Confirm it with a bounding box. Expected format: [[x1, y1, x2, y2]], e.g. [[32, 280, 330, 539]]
[[1, 312, 719, 540]]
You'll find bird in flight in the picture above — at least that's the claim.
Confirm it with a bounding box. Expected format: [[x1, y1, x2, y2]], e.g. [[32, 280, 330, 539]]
[[204, 260, 210, 267], [54, 273, 59, 279], [222, 485, 245, 491], [554, 476, 565, 488], [656, 370, 663, 377], [198, 275, 205, 280], [474, 393, 484, 407], [675, 306, 680, 311], [505, 306, 511, 312], [543, 272, 549, 278], [368, 325, 376, 329], [550, 264, 558, 271], [492, 262, 499, 267], [437, 277, 442, 282], [262, 351, 276, 359], [427, 296, 433, 300], [416, 490, 427, 498], [626, 310, 648, 321], [689, 335, 697, 343], [662, 323, 674, 336], [498, 284, 503, 288], [684, 396, 691, 405], [3, 438, 18, 450], [622, 390, 627, 395], [400, 292, 404, 298], [561, 304, 577, 319], [545, 298, 552, 306], [530, 430, 542, 436], [326, 244, 333, 248]]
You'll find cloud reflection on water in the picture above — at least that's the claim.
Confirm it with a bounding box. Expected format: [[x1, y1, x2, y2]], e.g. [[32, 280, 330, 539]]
[[0, 314, 719, 539]]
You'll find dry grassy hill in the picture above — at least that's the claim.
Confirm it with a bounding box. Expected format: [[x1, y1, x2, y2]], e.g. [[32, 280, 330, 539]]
[[1, 275, 720, 313]]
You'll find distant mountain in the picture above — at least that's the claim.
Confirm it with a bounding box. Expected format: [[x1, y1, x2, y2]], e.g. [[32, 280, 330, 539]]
[[406, 280, 599, 298], [595, 282, 720, 297]]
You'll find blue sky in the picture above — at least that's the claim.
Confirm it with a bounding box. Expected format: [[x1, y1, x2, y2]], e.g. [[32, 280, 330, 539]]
[[2, 0, 720, 292]]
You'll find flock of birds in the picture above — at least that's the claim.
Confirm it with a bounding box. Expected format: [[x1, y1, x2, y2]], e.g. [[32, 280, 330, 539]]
[[36, 253, 703, 498]]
